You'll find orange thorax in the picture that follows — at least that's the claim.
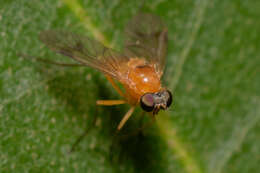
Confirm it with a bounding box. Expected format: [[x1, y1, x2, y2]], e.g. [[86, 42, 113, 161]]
[[122, 58, 161, 104]]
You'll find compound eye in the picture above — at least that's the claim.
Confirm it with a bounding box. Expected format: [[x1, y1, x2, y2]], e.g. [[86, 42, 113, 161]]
[[140, 93, 155, 112], [165, 90, 172, 108]]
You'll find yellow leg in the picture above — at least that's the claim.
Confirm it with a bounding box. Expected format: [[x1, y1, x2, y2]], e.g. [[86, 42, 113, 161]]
[[106, 75, 125, 98], [96, 100, 126, 106], [117, 106, 135, 131]]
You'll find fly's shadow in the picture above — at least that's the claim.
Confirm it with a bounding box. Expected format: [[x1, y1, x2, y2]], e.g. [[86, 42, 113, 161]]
[[110, 125, 169, 173]]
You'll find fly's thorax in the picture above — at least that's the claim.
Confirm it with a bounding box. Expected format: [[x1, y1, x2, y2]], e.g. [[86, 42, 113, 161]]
[[123, 58, 161, 103]]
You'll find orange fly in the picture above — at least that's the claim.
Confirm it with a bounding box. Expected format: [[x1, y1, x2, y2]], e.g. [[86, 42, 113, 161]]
[[39, 13, 172, 131]]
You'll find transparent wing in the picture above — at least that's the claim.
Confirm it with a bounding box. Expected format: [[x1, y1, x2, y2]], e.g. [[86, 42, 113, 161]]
[[39, 30, 130, 80], [124, 13, 168, 76]]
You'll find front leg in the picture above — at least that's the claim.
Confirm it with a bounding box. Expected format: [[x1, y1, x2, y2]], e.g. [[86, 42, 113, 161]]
[[96, 100, 126, 106], [117, 106, 135, 131]]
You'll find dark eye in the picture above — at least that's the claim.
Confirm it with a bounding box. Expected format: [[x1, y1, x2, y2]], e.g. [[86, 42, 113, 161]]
[[140, 93, 155, 112], [165, 90, 172, 108]]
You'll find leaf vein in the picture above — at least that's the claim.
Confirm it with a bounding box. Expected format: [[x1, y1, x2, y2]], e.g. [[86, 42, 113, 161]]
[[169, 0, 208, 91]]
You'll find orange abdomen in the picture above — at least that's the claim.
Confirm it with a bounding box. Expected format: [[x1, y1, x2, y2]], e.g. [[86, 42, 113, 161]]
[[123, 62, 161, 104]]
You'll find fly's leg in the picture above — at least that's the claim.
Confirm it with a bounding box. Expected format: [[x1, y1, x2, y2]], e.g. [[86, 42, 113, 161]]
[[71, 100, 127, 152], [117, 106, 135, 131], [118, 112, 155, 139], [96, 100, 126, 106], [18, 53, 84, 67], [105, 75, 125, 98], [70, 107, 98, 152]]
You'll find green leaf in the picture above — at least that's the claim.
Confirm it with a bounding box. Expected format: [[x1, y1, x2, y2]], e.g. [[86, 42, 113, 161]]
[[1, 0, 259, 172]]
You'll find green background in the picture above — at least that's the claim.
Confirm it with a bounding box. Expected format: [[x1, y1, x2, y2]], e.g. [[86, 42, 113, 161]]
[[0, 0, 259, 172]]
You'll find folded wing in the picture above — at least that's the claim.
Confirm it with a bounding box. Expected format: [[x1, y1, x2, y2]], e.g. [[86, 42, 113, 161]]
[[39, 30, 130, 80], [124, 13, 168, 77]]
